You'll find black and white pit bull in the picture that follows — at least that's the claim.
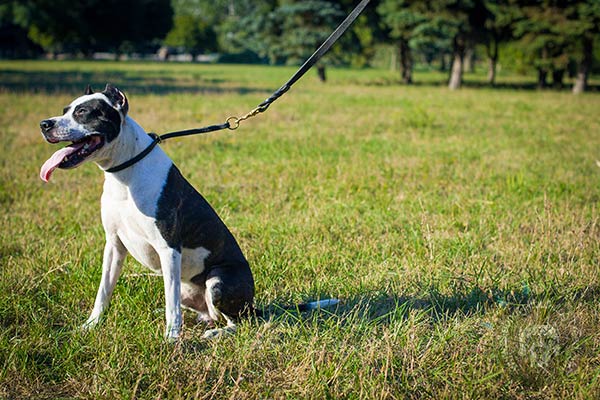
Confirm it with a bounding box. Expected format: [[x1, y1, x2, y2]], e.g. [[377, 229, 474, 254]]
[[39, 85, 256, 340]]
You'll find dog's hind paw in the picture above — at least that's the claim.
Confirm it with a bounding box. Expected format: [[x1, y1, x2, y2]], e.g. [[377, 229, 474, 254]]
[[201, 325, 237, 340]]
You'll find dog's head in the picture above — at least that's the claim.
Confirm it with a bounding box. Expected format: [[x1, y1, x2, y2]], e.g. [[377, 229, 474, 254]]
[[39, 84, 128, 182]]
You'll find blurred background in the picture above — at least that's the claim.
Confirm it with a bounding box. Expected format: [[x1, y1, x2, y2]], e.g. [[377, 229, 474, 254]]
[[0, 0, 598, 93]]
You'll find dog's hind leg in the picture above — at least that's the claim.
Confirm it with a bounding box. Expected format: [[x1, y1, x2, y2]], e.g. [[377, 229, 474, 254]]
[[201, 263, 255, 339], [181, 281, 216, 327], [82, 237, 127, 330]]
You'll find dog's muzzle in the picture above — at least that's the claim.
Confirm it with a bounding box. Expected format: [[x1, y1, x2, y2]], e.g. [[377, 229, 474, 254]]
[[39, 118, 106, 182], [40, 119, 60, 143], [40, 119, 55, 133]]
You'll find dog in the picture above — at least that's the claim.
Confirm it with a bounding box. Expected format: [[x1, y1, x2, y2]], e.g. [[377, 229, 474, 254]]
[[39, 84, 256, 340]]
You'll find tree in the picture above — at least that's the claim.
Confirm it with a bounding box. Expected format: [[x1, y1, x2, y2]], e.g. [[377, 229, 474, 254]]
[[234, 0, 346, 82], [446, 0, 488, 90], [404, 0, 489, 90], [277, 1, 347, 81], [222, 0, 280, 62], [164, 15, 217, 58], [571, 0, 600, 94], [410, 17, 454, 71], [483, 1, 519, 85], [512, 1, 592, 90], [510, 1, 598, 92], [334, 0, 385, 68], [378, 0, 425, 84], [23, 0, 173, 56], [0, 1, 42, 58], [167, 0, 271, 55]]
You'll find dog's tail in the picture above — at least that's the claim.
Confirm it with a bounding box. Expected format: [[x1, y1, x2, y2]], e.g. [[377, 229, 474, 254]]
[[292, 298, 340, 312], [250, 298, 340, 319]]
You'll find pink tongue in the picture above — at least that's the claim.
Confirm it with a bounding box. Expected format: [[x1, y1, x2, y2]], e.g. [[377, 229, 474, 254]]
[[40, 142, 85, 182]]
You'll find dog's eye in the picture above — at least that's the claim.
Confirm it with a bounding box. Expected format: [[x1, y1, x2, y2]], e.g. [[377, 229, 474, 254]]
[[75, 108, 87, 115]]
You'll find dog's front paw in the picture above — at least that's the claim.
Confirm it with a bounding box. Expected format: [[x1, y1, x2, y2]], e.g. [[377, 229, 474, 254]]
[[165, 327, 182, 343], [80, 316, 100, 331]]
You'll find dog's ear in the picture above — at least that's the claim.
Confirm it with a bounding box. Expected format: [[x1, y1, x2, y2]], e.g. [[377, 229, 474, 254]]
[[102, 84, 129, 116], [84, 84, 94, 95]]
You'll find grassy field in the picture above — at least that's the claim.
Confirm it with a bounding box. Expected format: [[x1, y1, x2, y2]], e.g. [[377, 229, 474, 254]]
[[1, 60, 600, 399]]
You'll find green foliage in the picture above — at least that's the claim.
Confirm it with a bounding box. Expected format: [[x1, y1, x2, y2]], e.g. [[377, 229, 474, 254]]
[[513, 2, 576, 71], [15, 0, 173, 54], [167, 0, 277, 55], [500, 0, 597, 89], [378, 0, 427, 42], [232, 1, 346, 66], [0, 1, 30, 26], [409, 17, 455, 63], [379, 0, 420, 40], [228, 0, 375, 68], [274, 1, 345, 65], [223, 0, 281, 63], [164, 15, 217, 56], [341, 13, 378, 68]]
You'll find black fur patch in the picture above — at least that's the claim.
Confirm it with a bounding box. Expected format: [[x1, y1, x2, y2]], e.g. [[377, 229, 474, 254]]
[[156, 164, 255, 317], [72, 99, 122, 143], [154, 164, 248, 269]]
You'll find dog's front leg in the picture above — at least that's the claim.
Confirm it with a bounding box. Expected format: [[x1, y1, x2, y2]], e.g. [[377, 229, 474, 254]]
[[82, 238, 127, 330], [159, 248, 183, 341]]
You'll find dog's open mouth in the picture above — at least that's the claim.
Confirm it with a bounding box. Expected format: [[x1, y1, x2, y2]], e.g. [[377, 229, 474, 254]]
[[40, 135, 104, 182]]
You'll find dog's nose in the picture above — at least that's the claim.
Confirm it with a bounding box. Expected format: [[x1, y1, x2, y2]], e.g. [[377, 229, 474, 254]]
[[40, 119, 55, 133]]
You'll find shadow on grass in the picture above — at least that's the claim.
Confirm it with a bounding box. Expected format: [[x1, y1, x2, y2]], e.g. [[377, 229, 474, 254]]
[[360, 76, 600, 92], [262, 282, 552, 328], [0, 68, 270, 96], [179, 286, 525, 352], [332, 285, 530, 325], [292, 282, 600, 328]]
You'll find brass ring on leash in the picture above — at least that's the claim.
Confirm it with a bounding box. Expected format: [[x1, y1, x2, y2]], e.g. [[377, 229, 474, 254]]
[[226, 116, 240, 130]]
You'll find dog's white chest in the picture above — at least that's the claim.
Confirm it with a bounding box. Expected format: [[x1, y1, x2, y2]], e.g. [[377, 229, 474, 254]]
[[100, 159, 210, 280], [102, 191, 161, 271]]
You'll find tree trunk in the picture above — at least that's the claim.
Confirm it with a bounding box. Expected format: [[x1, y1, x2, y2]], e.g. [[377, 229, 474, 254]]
[[399, 39, 413, 84], [486, 33, 499, 86], [537, 47, 549, 89], [552, 69, 564, 89], [449, 36, 465, 90], [464, 46, 475, 73], [573, 36, 593, 94], [439, 54, 447, 72], [390, 47, 397, 71], [317, 65, 326, 82], [537, 68, 548, 89], [487, 57, 497, 86]]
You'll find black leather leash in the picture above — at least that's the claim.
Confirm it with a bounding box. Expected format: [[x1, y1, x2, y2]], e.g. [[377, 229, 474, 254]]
[[106, 0, 371, 174]]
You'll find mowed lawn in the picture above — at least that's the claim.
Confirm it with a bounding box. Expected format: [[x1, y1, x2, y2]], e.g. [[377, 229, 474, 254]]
[[1, 60, 600, 399]]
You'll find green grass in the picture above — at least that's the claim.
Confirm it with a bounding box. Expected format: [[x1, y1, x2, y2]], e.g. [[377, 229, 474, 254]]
[[1, 60, 600, 399]]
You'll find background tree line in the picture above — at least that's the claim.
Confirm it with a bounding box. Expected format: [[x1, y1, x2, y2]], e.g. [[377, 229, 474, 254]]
[[0, 0, 598, 93]]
